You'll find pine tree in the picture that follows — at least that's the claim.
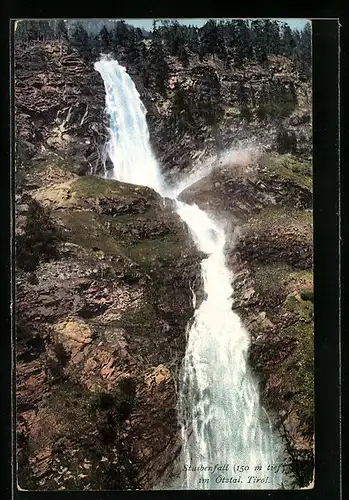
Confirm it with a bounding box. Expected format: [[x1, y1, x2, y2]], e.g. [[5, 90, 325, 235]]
[[256, 84, 270, 121], [15, 20, 30, 43], [280, 23, 296, 58], [178, 44, 189, 67], [56, 20, 69, 42], [238, 82, 251, 120], [188, 26, 200, 54], [113, 20, 129, 47], [40, 20, 54, 41], [135, 27, 143, 43], [298, 23, 311, 78], [138, 42, 151, 87], [124, 27, 140, 65], [91, 34, 102, 60], [70, 22, 91, 61], [150, 25, 169, 94], [99, 26, 111, 53], [268, 20, 281, 55], [199, 20, 226, 60], [251, 20, 268, 64], [26, 20, 40, 41], [234, 20, 253, 67]]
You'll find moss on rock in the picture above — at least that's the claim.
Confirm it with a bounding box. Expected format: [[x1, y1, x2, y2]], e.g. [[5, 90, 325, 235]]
[[57, 210, 124, 260], [282, 320, 314, 430], [30, 152, 69, 173], [282, 293, 314, 322], [300, 287, 314, 302], [119, 302, 158, 330], [16, 197, 63, 271], [246, 205, 312, 238], [125, 236, 184, 274], [71, 175, 158, 201], [259, 153, 312, 191], [251, 261, 293, 298]]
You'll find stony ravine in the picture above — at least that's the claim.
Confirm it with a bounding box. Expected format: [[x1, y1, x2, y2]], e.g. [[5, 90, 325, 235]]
[[15, 40, 314, 490]]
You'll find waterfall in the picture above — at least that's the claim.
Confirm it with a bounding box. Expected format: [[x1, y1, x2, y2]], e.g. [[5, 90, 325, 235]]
[[95, 58, 287, 490], [94, 59, 163, 193]]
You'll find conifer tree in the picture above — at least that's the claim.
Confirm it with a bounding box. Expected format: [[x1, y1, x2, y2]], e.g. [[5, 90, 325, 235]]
[[251, 20, 268, 64], [56, 20, 69, 42], [99, 26, 110, 53], [70, 22, 91, 61], [298, 23, 311, 78], [138, 42, 151, 87], [280, 23, 296, 58], [238, 82, 251, 120], [150, 25, 169, 94]]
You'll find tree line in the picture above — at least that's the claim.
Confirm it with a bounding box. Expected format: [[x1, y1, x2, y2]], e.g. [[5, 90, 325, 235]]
[[15, 19, 311, 88]]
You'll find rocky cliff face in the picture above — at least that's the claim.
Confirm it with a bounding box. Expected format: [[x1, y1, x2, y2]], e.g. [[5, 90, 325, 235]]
[[15, 41, 311, 186], [15, 42, 106, 179], [15, 40, 313, 490], [16, 163, 203, 490], [15, 41, 205, 490], [125, 52, 312, 184]]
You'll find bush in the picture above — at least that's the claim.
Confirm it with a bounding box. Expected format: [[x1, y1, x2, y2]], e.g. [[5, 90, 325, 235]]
[[16, 198, 62, 271], [277, 127, 297, 154]]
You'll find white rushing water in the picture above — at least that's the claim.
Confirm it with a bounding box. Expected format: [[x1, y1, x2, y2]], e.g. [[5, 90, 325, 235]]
[[95, 58, 286, 490], [94, 59, 163, 192]]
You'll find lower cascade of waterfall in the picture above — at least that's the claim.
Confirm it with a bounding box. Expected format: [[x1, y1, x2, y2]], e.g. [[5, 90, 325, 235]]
[[95, 58, 291, 490]]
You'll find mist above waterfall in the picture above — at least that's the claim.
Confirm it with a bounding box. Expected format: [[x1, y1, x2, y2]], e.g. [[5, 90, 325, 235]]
[[168, 145, 261, 200]]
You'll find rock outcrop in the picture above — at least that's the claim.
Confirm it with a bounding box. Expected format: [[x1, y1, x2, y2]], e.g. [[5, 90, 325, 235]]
[[15, 41, 311, 187], [16, 164, 203, 490], [15, 42, 106, 177]]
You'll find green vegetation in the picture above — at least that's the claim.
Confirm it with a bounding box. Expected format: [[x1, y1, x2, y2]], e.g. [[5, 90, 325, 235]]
[[259, 153, 313, 190], [16, 197, 62, 271], [15, 19, 312, 80], [30, 152, 67, 171], [57, 210, 123, 259], [289, 268, 313, 284], [119, 302, 158, 329], [289, 270, 314, 302], [250, 258, 314, 321], [300, 286, 314, 302], [256, 83, 298, 120], [250, 261, 314, 431], [247, 205, 312, 235], [250, 261, 293, 298], [282, 293, 314, 322], [71, 176, 147, 199], [126, 235, 183, 274], [56, 189, 183, 276], [283, 319, 314, 429], [21, 152, 81, 187]]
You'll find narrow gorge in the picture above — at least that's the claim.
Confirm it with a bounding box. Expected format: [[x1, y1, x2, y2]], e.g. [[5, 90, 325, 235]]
[[15, 20, 314, 491]]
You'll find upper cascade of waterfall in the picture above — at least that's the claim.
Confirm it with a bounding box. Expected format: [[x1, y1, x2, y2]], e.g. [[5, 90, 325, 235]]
[[94, 58, 164, 194]]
